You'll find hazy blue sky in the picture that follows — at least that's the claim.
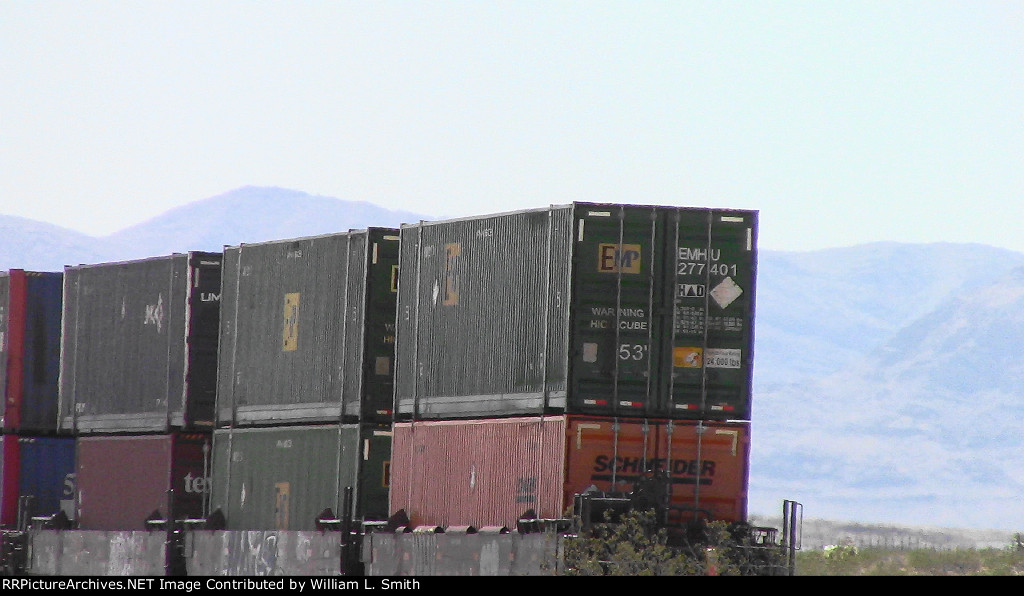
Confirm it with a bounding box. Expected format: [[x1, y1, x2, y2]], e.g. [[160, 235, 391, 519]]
[[2, 1, 1021, 252]]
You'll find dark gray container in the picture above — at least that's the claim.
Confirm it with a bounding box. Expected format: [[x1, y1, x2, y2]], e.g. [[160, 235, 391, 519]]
[[58, 252, 222, 433], [216, 229, 399, 426], [394, 203, 757, 420]]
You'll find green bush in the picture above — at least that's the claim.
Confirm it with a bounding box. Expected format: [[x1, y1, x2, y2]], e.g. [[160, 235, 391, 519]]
[[559, 508, 784, 576]]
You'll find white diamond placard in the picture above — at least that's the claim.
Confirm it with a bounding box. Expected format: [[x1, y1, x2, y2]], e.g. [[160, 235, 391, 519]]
[[710, 277, 743, 309]]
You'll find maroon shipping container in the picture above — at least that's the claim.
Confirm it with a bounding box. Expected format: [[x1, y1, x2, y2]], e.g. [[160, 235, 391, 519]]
[[389, 416, 749, 530], [75, 433, 212, 530]]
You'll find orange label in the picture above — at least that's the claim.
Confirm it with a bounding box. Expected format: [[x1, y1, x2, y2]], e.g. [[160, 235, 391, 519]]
[[674, 347, 703, 368]]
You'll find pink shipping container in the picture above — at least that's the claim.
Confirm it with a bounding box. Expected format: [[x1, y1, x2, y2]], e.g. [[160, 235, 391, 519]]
[[389, 416, 749, 530], [75, 433, 211, 530]]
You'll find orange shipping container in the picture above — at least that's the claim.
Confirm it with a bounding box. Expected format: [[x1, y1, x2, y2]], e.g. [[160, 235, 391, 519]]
[[389, 416, 749, 530]]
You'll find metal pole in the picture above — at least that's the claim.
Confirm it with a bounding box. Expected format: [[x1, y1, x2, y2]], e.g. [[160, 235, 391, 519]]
[[783, 499, 802, 577], [340, 485, 354, 575], [165, 488, 174, 577]]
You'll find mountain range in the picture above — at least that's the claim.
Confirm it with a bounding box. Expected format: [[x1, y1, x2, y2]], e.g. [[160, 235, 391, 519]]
[[4, 186, 1023, 534]]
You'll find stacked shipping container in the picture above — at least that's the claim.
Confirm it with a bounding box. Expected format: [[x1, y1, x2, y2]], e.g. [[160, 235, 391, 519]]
[[2, 201, 758, 540], [0, 271, 75, 529], [390, 416, 750, 529], [389, 203, 757, 529], [57, 253, 222, 529], [59, 253, 222, 434], [209, 229, 398, 531], [1, 271, 64, 433]]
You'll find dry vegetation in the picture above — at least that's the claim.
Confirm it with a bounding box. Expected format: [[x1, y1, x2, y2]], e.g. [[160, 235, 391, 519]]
[[794, 542, 1024, 576], [554, 510, 1024, 576]]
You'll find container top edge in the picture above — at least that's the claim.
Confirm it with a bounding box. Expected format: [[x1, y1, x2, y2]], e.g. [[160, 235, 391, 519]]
[[223, 227, 400, 250]]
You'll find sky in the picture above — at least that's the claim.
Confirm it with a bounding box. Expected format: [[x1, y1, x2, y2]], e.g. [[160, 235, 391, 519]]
[[2, 1, 1022, 253]]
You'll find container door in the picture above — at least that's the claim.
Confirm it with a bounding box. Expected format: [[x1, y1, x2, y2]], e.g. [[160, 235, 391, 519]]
[[570, 205, 666, 416], [564, 418, 749, 526], [185, 254, 222, 429], [357, 426, 392, 520], [664, 210, 756, 419], [172, 433, 212, 522], [361, 231, 401, 422]]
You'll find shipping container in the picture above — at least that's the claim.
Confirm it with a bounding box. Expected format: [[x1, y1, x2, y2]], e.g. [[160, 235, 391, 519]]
[[15, 436, 75, 524], [389, 416, 749, 530], [394, 203, 757, 421], [58, 253, 222, 433], [0, 270, 63, 432], [216, 229, 399, 426], [209, 423, 391, 531], [74, 432, 211, 530], [0, 435, 16, 526]]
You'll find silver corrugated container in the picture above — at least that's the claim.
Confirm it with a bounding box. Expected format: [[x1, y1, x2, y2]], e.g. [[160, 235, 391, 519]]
[[216, 228, 399, 426], [395, 203, 757, 420], [58, 252, 222, 433]]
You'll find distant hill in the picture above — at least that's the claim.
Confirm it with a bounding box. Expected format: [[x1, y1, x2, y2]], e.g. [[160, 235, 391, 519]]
[[0, 186, 433, 271], [3, 186, 1024, 533], [105, 186, 433, 261], [0, 215, 121, 271], [751, 247, 1024, 531]]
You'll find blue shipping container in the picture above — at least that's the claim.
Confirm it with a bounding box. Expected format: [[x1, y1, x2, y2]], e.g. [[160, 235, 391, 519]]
[[0, 271, 64, 432], [16, 436, 75, 523]]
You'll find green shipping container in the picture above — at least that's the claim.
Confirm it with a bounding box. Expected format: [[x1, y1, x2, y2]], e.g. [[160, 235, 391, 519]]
[[395, 203, 758, 420], [210, 424, 391, 530]]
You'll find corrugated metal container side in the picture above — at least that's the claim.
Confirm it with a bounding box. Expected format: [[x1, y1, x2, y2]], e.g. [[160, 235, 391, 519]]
[[16, 435, 75, 523], [389, 416, 749, 530], [0, 435, 18, 526], [0, 271, 63, 432], [75, 432, 211, 530], [216, 229, 399, 426], [58, 253, 222, 433], [209, 423, 391, 531], [394, 203, 757, 421]]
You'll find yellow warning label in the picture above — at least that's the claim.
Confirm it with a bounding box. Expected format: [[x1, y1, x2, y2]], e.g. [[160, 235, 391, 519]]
[[674, 347, 703, 368], [283, 293, 300, 351], [443, 243, 461, 306], [598, 243, 642, 274], [274, 482, 290, 530]]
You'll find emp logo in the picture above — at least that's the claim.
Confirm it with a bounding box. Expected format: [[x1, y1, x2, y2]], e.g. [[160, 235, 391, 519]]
[[598, 244, 641, 274]]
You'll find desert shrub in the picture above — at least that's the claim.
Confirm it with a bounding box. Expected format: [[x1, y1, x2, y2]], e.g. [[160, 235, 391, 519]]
[[560, 509, 783, 576]]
